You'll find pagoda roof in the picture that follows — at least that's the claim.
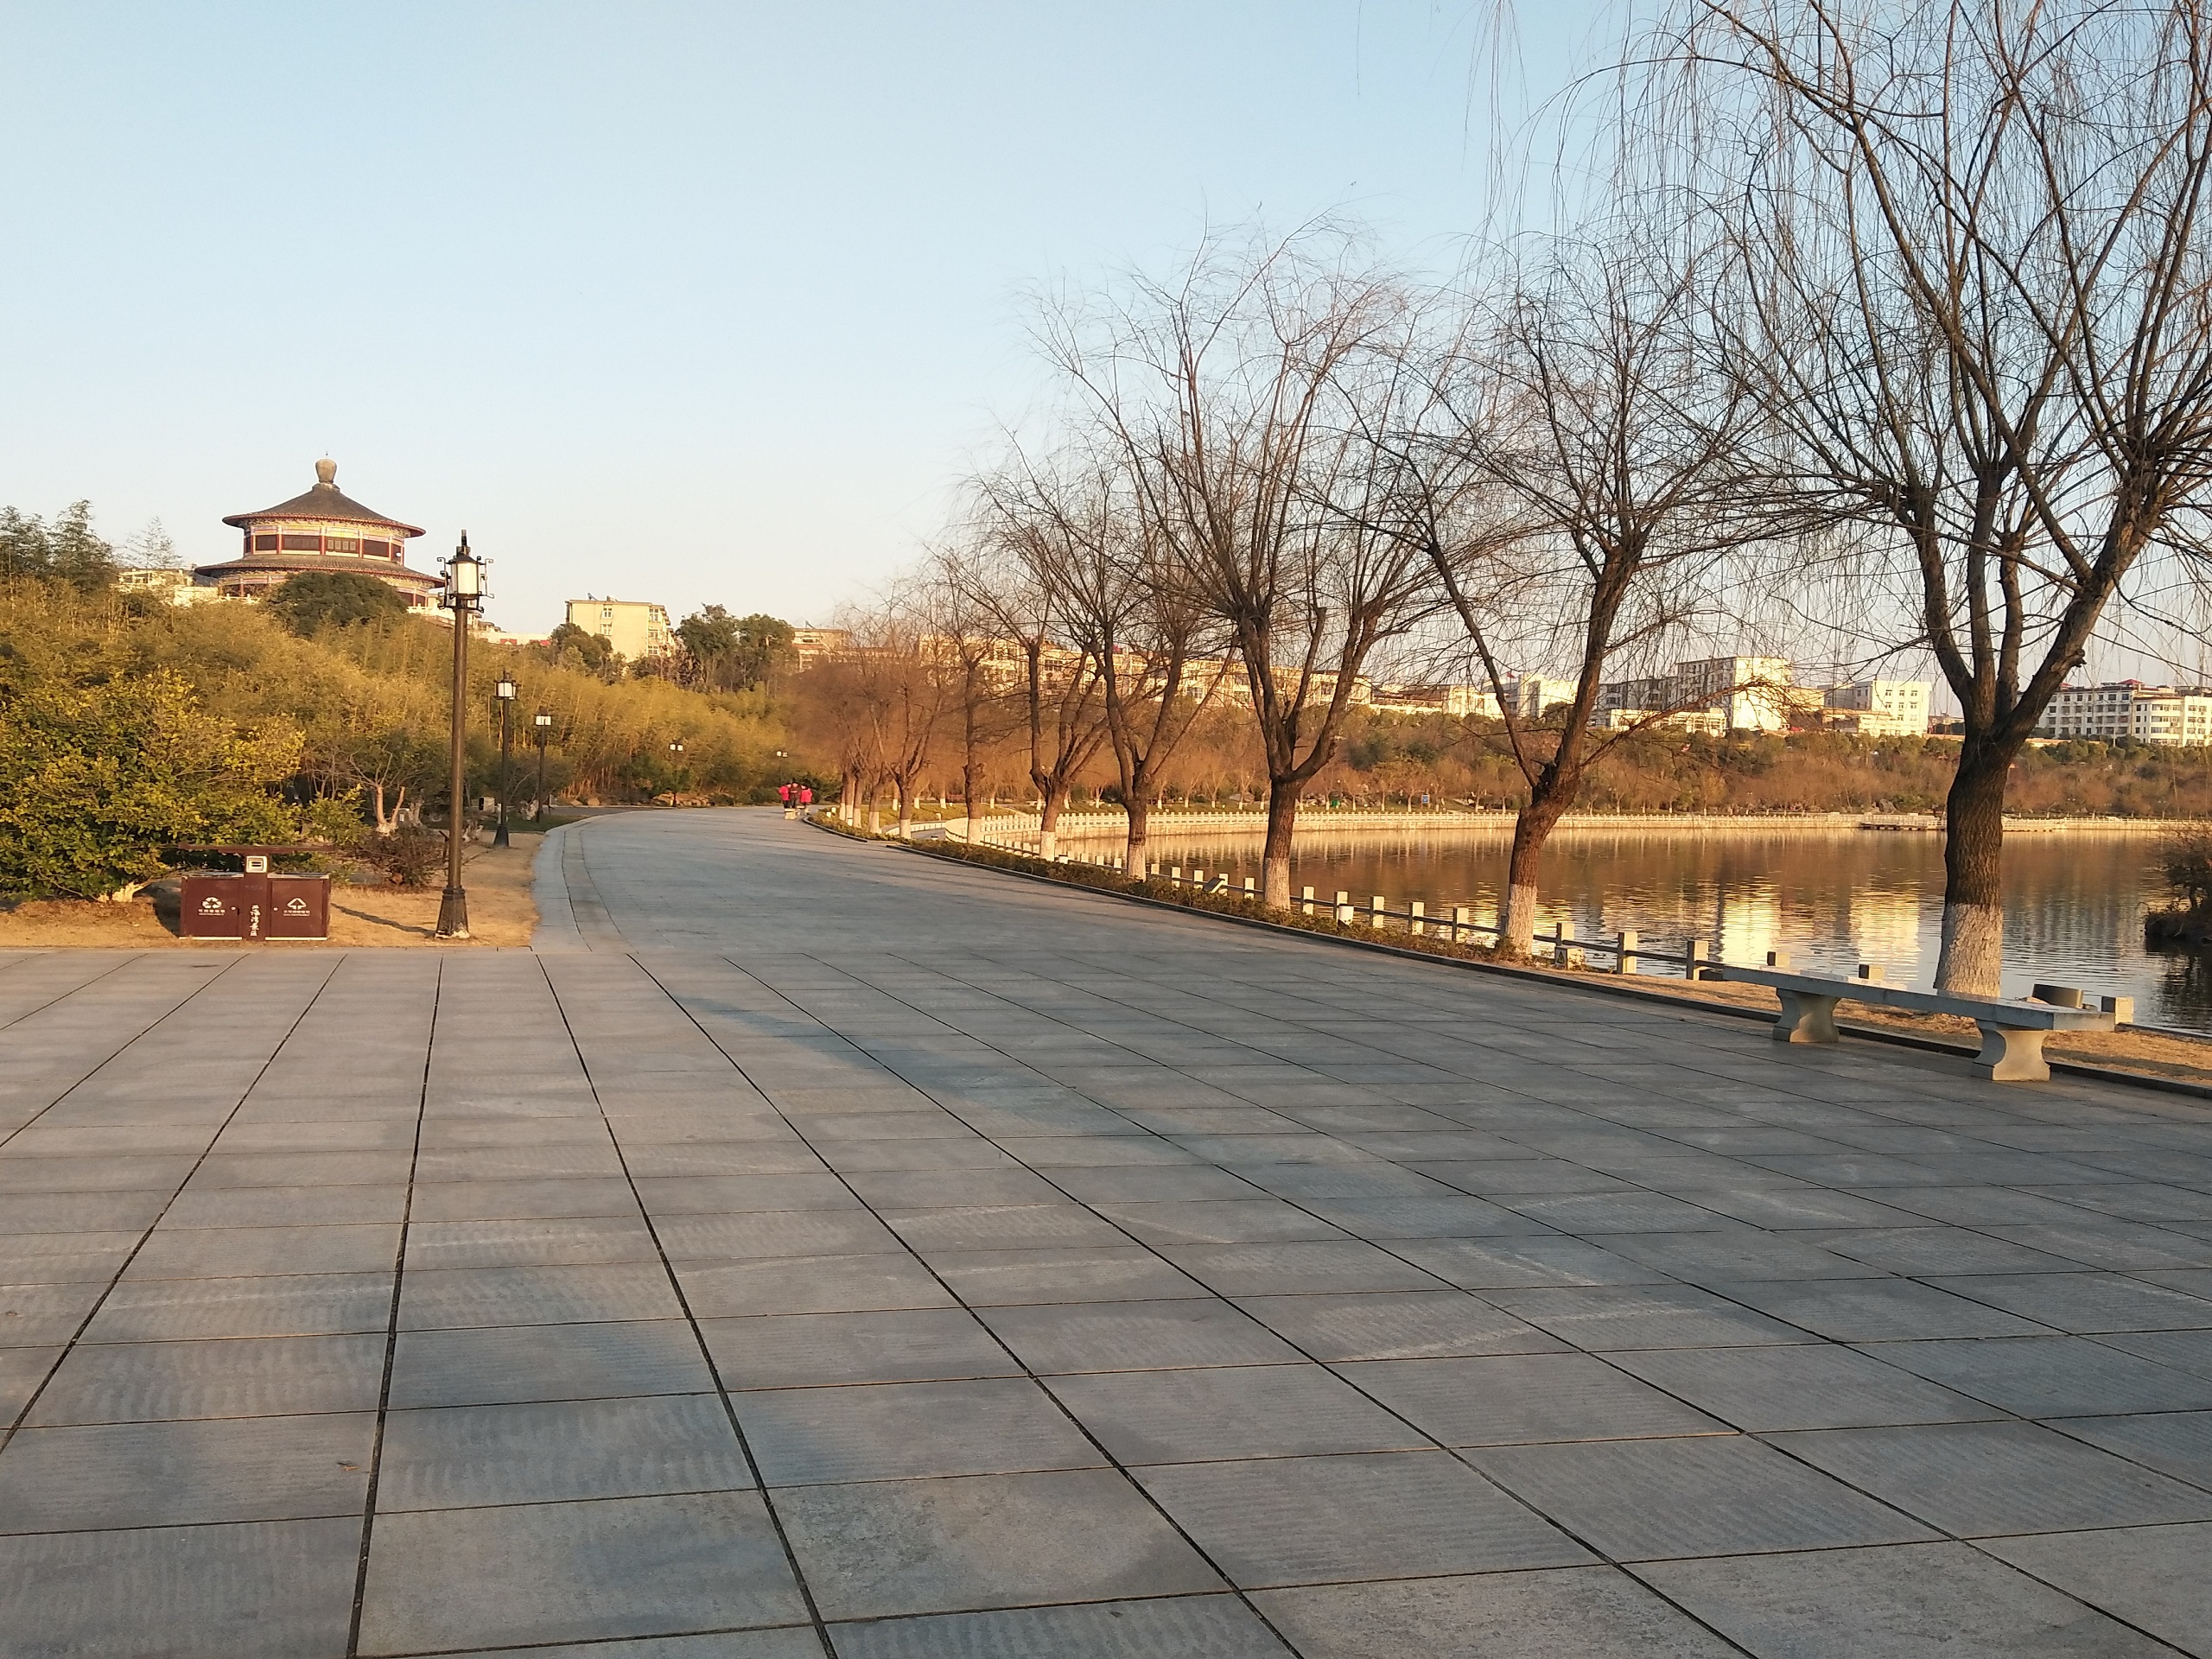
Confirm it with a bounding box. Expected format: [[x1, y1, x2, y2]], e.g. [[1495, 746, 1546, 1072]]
[[193, 550, 444, 588], [222, 459, 424, 537]]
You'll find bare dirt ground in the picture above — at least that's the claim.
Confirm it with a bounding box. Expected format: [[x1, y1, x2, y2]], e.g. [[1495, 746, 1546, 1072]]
[[0, 840, 542, 950]]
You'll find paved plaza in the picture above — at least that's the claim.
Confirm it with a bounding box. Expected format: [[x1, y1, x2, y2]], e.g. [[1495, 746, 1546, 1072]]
[[3, 810, 2212, 1656]]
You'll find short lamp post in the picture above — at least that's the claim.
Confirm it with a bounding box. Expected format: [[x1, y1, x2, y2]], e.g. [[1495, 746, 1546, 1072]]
[[666, 741, 686, 807], [533, 709, 554, 823], [435, 536, 484, 940], [493, 677, 517, 849]]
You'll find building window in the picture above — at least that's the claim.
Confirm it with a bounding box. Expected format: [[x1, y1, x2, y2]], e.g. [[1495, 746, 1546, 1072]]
[[280, 533, 320, 551], [253, 533, 279, 551], [363, 539, 392, 559], [325, 537, 359, 554]]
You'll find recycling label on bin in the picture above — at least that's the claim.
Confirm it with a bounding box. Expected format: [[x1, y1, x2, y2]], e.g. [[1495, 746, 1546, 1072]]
[[285, 898, 309, 912], [198, 896, 226, 914]]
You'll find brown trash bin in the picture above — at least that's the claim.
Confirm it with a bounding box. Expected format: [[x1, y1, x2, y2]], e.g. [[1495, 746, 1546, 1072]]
[[180, 873, 257, 939], [266, 874, 331, 940]]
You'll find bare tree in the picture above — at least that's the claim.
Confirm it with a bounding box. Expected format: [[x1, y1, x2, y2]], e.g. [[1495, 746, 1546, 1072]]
[[1048, 230, 1442, 906], [919, 545, 1026, 836], [855, 601, 951, 838], [787, 644, 881, 828], [1641, 0, 2212, 992], [1414, 238, 1764, 955], [963, 482, 1113, 859], [992, 444, 1233, 867]]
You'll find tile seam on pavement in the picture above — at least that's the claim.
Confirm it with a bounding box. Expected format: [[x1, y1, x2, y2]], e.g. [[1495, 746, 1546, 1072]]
[[1, 955, 346, 1457], [625, 950, 1319, 1658], [713, 932, 2199, 1642], [539, 951, 839, 1659], [345, 957, 441, 1659], [652, 950, 1778, 1655]]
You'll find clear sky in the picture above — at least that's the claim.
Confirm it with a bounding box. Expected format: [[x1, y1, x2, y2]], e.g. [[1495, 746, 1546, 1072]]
[[0, 2, 1596, 635]]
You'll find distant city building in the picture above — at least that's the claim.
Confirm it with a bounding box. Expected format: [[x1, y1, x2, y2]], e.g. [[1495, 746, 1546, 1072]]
[[565, 597, 672, 661], [1212, 665, 1370, 711], [198, 459, 443, 608], [1825, 679, 1932, 736], [791, 626, 855, 663], [1510, 676, 1584, 720], [1595, 676, 1670, 719], [1369, 683, 1503, 718], [2038, 682, 2212, 745], [115, 567, 219, 607], [1593, 706, 1729, 736], [1668, 656, 1796, 732]]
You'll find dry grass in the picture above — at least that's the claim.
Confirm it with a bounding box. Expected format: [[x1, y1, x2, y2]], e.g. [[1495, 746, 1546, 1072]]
[[0, 841, 543, 950]]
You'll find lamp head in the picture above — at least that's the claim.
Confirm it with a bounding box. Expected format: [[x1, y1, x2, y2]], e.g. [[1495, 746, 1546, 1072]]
[[495, 677, 517, 702], [446, 534, 483, 602], [534, 709, 553, 729]]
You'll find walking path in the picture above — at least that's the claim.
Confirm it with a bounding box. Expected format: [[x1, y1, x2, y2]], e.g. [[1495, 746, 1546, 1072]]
[[3, 809, 2211, 1656]]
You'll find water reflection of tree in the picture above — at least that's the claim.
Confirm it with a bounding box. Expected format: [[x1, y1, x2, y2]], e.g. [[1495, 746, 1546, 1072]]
[[2151, 946, 2212, 1029]]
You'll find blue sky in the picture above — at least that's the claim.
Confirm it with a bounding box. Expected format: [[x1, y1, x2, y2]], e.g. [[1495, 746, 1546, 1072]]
[[0, 3, 1595, 632]]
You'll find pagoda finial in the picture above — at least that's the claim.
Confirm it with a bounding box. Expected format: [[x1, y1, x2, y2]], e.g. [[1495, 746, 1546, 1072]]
[[315, 457, 337, 486]]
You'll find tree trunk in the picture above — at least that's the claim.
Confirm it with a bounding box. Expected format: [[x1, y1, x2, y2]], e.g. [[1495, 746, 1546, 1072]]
[[1262, 783, 1298, 908], [1124, 796, 1151, 871], [896, 782, 914, 839], [1936, 748, 2010, 995], [1498, 796, 1568, 957], [866, 785, 882, 836], [1038, 793, 1061, 861]]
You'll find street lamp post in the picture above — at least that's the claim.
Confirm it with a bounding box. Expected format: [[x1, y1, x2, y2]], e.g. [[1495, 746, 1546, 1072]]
[[493, 677, 517, 849], [534, 709, 554, 823], [435, 535, 484, 940], [666, 741, 686, 806]]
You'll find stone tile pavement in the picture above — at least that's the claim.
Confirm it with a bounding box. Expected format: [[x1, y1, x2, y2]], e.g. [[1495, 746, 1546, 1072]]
[[2, 808, 2210, 1654]]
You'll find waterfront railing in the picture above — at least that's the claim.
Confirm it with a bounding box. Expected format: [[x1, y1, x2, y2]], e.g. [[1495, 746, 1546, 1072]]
[[971, 832, 1716, 977]]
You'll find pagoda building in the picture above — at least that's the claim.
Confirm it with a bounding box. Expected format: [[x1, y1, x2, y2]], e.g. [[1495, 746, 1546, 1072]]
[[198, 459, 444, 607]]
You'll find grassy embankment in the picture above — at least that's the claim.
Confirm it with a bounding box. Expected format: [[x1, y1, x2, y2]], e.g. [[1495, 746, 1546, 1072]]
[[0, 580, 793, 944]]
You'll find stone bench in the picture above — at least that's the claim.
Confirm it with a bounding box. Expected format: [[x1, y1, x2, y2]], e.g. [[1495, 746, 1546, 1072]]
[[1717, 957, 2120, 1082]]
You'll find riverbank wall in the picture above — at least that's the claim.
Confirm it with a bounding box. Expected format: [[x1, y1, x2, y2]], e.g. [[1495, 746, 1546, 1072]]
[[967, 810, 2195, 841]]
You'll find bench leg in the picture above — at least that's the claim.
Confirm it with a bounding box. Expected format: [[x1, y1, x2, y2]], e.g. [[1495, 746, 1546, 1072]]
[[1771, 990, 1840, 1044], [1974, 1022, 2050, 1083]]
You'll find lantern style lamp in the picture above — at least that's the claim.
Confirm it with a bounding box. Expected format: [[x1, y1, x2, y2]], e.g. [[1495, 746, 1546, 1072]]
[[435, 535, 484, 938], [534, 709, 555, 823], [493, 677, 518, 849]]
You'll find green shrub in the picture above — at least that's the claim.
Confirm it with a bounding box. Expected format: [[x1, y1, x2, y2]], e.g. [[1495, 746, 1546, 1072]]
[[264, 571, 407, 633], [0, 671, 301, 897]]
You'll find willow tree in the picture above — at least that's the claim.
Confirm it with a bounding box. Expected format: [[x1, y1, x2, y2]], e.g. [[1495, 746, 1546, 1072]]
[[1047, 230, 1441, 906], [1414, 238, 1762, 956], [959, 488, 1110, 860], [1646, 0, 2212, 993], [988, 445, 1230, 867]]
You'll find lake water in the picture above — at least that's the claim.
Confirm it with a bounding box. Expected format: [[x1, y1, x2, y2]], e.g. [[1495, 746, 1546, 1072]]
[[1061, 825, 2212, 1030]]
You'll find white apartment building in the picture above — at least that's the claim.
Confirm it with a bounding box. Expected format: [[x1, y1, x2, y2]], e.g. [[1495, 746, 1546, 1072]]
[[1595, 676, 1670, 719], [1370, 683, 1504, 718], [1668, 656, 1796, 733], [2038, 682, 2212, 745], [1594, 706, 1728, 736], [115, 568, 221, 607], [1510, 677, 1584, 720], [1826, 679, 1932, 736], [565, 597, 672, 662], [791, 626, 855, 663]]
